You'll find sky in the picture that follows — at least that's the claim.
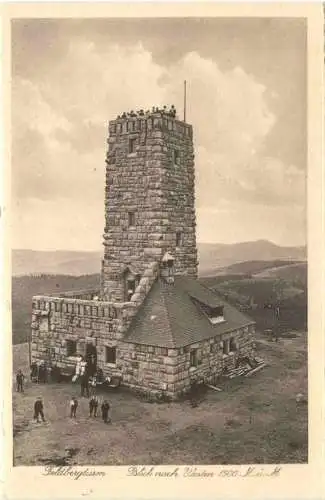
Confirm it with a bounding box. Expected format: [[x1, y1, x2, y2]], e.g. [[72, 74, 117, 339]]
[[11, 18, 307, 251]]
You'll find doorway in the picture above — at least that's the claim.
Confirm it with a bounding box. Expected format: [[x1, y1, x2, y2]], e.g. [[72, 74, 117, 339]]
[[85, 343, 97, 376]]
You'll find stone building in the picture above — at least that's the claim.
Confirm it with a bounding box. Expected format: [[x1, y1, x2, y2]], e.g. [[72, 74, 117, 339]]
[[31, 107, 256, 399]]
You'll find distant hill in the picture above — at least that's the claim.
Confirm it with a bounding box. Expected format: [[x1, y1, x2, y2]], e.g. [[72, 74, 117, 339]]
[[12, 240, 306, 277], [198, 240, 306, 276], [12, 249, 102, 276]]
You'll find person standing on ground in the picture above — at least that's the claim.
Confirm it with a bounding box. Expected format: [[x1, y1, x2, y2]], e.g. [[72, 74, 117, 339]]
[[33, 397, 46, 423], [101, 400, 111, 424], [89, 395, 99, 417], [16, 369, 25, 392], [80, 375, 90, 397], [70, 397, 78, 418]]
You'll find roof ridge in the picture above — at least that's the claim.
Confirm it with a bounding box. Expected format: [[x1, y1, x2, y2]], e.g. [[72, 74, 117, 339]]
[[125, 275, 159, 337], [159, 282, 177, 348]]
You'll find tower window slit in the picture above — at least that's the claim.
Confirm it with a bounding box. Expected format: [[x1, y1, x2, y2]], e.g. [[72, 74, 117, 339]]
[[176, 231, 182, 247], [173, 149, 180, 165], [129, 138, 137, 154], [128, 212, 135, 226]]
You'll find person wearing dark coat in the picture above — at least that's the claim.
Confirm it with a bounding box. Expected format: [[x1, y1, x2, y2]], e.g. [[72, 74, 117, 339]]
[[89, 396, 99, 417], [38, 363, 47, 383], [34, 397, 46, 422], [16, 370, 25, 392], [101, 400, 111, 423]]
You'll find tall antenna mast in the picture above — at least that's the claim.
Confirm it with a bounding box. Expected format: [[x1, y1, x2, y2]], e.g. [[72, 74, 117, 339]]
[[183, 80, 187, 122]]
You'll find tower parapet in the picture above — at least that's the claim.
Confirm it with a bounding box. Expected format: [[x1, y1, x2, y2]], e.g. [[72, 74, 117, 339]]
[[108, 108, 193, 140]]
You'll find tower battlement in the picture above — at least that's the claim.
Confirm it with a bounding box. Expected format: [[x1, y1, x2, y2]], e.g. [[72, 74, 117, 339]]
[[108, 111, 193, 139]]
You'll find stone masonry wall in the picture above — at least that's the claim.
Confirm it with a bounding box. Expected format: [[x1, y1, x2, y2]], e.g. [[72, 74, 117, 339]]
[[31, 295, 135, 373], [101, 113, 197, 301], [169, 325, 256, 396], [117, 342, 171, 395], [31, 263, 159, 376], [31, 288, 255, 398], [114, 325, 255, 399]]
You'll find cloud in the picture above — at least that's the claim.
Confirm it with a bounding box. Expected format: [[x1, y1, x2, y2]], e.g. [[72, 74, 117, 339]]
[[197, 202, 306, 247], [12, 197, 104, 251], [11, 38, 305, 248]]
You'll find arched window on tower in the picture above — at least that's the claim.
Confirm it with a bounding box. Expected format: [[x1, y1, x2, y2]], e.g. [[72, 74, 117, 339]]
[[161, 252, 175, 285]]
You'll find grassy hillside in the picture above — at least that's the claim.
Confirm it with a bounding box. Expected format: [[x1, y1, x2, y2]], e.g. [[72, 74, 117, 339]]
[[217, 259, 304, 276], [12, 274, 100, 345], [254, 262, 307, 289], [201, 274, 307, 335]]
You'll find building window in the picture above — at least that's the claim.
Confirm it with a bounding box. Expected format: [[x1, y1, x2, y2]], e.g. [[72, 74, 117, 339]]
[[176, 231, 182, 247], [127, 279, 136, 301], [190, 349, 198, 367], [66, 340, 77, 357], [128, 211, 135, 226], [230, 338, 237, 352], [173, 149, 180, 165], [223, 340, 230, 355], [105, 346, 116, 364], [129, 138, 137, 154]]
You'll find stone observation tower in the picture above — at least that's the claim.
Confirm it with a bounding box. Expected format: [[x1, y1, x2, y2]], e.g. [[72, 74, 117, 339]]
[[31, 105, 256, 400], [101, 106, 198, 302]]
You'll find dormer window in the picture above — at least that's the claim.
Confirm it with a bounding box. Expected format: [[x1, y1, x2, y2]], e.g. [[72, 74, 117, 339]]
[[208, 306, 225, 325], [195, 301, 225, 325]]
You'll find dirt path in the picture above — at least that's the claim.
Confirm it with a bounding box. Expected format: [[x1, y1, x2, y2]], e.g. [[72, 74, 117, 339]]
[[12, 337, 307, 465]]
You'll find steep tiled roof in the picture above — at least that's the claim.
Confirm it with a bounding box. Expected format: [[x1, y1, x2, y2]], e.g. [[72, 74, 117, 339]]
[[124, 276, 255, 348]]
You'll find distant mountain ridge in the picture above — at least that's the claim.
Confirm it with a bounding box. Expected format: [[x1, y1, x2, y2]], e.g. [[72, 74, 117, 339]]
[[12, 240, 306, 277]]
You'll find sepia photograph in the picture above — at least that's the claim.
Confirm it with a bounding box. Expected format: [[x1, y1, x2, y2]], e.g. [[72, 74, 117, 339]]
[[10, 13, 310, 469]]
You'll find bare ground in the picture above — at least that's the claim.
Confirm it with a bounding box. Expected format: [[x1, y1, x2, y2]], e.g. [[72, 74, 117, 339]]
[[12, 334, 307, 466]]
